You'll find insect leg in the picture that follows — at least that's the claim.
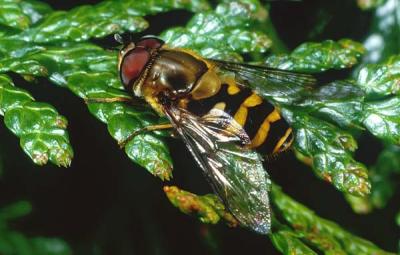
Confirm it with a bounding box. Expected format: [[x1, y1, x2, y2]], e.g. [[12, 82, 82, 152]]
[[84, 97, 132, 104], [84, 96, 151, 109], [119, 123, 174, 148]]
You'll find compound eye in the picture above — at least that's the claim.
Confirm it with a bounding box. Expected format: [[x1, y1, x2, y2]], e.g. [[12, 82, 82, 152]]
[[120, 47, 150, 88], [137, 37, 164, 49]]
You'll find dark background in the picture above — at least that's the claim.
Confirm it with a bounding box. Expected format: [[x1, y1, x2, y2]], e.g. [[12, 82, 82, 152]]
[[0, 0, 398, 254]]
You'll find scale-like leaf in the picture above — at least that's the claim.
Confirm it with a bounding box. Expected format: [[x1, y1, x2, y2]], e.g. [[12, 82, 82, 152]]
[[67, 72, 172, 180], [15, 0, 210, 43], [0, 40, 116, 86], [0, 0, 398, 253], [369, 145, 400, 207], [297, 81, 365, 128], [163, 185, 393, 254], [0, 74, 72, 166], [270, 230, 318, 255], [271, 185, 394, 255], [162, 1, 271, 61], [288, 111, 370, 196], [266, 39, 365, 73], [164, 186, 238, 226], [0, 39, 172, 177], [346, 144, 400, 213], [356, 55, 400, 97], [0, 0, 51, 30], [363, 97, 400, 144]]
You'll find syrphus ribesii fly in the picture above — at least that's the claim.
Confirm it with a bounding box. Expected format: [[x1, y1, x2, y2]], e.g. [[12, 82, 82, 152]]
[[111, 35, 316, 234]]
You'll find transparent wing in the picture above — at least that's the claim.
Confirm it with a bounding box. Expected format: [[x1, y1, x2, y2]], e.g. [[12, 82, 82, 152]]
[[164, 106, 272, 234], [211, 59, 316, 104]]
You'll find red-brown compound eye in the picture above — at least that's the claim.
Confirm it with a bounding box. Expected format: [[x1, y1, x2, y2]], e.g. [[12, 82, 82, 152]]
[[136, 37, 164, 50], [120, 47, 150, 88]]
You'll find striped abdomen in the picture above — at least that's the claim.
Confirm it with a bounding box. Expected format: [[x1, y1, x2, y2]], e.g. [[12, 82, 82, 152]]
[[183, 83, 293, 156]]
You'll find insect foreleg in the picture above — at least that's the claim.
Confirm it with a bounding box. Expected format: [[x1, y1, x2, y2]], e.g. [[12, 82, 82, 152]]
[[84, 96, 133, 104], [118, 123, 174, 148], [84, 96, 151, 110]]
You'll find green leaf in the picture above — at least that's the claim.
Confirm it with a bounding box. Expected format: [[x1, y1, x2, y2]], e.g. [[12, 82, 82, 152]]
[[369, 145, 400, 207], [0, 201, 72, 255], [67, 72, 173, 180], [0, 201, 31, 223], [356, 55, 400, 97], [163, 185, 393, 254], [0, 74, 73, 166], [0, 1, 398, 253], [265, 39, 365, 73], [298, 81, 365, 128], [346, 144, 400, 213], [271, 185, 394, 255], [362, 97, 400, 144], [270, 230, 318, 255], [0, 35, 172, 177], [16, 0, 210, 43], [161, 1, 271, 61], [124, 134, 173, 181], [344, 194, 373, 214], [0, 0, 51, 30], [288, 111, 370, 196], [30, 237, 72, 255], [0, 0, 214, 178], [0, 40, 116, 86], [0, 231, 33, 255]]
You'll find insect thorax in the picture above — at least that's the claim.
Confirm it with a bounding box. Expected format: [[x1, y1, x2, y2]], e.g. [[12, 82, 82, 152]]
[[143, 50, 208, 96]]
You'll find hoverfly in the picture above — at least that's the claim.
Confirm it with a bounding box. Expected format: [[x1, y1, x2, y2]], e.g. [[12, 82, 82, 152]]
[[114, 35, 315, 234]]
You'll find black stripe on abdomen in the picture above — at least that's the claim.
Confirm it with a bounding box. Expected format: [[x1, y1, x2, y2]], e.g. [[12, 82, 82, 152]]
[[243, 101, 275, 139], [186, 84, 252, 117], [256, 118, 290, 155]]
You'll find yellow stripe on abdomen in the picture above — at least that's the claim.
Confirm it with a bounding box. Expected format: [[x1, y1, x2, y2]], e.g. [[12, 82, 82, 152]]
[[243, 93, 263, 107], [213, 102, 226, 111], [232, 93, 263, 127], [233, 106, 248, 127], [248, 109, 281, 149], [227, 84, 240, 95], [272, 128, 294, 153]]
